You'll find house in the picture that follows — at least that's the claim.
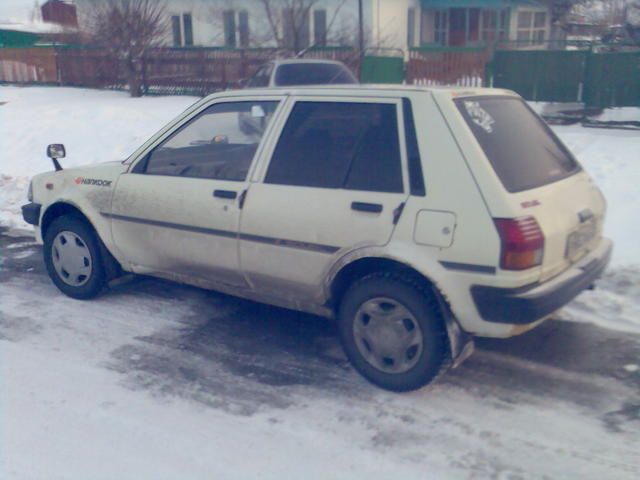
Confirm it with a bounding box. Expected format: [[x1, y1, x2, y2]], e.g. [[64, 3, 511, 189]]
[[74, 1, 553, 52], [372, 0, 553, 51]]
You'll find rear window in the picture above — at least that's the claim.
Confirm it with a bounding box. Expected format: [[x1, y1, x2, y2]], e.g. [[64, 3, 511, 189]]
[[274, 63, 357, 86], [455, 96, 580, 192]]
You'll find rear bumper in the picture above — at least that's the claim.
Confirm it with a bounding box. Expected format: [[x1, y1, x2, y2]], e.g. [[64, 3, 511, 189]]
[[21, 202, 42, 226], [471, 238, 613, 324]]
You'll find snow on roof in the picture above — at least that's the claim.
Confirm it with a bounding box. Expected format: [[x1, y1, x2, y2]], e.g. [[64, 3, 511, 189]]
[[0, 20, 64, 34]]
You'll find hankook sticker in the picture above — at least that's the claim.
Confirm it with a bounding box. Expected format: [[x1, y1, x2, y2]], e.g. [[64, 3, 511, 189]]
[[75, 177, 112, 187]]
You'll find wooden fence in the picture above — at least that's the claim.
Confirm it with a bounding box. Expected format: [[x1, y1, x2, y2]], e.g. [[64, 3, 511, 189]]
[[0, 46, 360, 95], [406, 47, 491, 87], [0, 47, 58, 83]]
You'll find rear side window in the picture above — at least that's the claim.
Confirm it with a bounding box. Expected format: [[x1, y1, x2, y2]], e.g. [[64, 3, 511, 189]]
[[455, 96, 580, 192], [265, 101, 403, 193], [274, 63, 357, 86]]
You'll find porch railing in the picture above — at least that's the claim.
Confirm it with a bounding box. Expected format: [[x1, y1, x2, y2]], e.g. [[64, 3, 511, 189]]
[[407, 46, 490, 87]]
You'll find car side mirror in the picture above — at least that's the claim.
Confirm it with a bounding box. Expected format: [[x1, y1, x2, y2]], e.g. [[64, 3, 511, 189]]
[[47, 143, 66, 159], [46, 143, 65, 171]]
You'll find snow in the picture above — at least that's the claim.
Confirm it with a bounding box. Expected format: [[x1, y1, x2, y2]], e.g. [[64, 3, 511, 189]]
[[1, 264, 639, 479], [1, 85, 640, 479], [0, 21, 64, 34]]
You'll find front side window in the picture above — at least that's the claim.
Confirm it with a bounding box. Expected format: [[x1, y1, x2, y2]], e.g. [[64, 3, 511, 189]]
[[456, 96, 580, 192], [265, 101, 403, 193], [141, 101, 279, 181]]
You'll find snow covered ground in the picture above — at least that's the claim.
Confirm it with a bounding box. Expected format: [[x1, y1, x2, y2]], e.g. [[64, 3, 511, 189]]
[[1, 86, 639, 479]]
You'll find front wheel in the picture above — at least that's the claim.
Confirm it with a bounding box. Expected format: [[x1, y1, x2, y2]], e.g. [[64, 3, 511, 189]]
[[43, 215, 106, 299], [338, 272, 448, 392]]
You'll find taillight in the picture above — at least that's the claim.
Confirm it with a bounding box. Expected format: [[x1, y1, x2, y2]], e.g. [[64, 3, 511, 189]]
[[494, 216, 544, 271]]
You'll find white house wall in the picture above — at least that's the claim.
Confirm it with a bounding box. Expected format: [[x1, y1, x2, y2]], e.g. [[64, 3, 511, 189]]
[[76, 0, 361, 48], [369, 0, 419, 53]]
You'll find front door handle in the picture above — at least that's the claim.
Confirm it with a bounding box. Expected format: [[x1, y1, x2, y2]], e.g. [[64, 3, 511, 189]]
[[351, 202, 383, 213], [213, 189, 237, 199]]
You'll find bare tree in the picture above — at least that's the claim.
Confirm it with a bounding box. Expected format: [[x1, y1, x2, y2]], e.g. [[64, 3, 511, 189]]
[[85, 0, 167, 97], [257, 0, 348, 53]]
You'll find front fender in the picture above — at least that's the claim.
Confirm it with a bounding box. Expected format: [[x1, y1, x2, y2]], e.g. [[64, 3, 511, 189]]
[[31, 162, 127, 265]]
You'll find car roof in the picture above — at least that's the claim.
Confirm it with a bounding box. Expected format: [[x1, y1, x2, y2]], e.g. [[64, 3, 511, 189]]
[[271, 58, 348, 66], [210, 84, 518, 100]]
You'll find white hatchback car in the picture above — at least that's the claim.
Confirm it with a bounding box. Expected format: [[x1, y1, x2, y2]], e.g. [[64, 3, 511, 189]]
[[23, 85, 612, 391], [245, 59, 358, 87]]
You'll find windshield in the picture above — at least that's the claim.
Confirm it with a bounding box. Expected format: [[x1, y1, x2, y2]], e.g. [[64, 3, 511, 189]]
[[274, 63, 357, 86], [456, 96, 580, 193]]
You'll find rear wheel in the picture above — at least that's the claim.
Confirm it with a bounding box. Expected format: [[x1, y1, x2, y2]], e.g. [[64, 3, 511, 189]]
[[43, 215, 106, 299], [338, 272, 448, 392]]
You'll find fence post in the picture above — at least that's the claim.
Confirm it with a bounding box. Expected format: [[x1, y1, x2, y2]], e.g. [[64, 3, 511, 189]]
[[54, 45, 62, 86], [200, 49, 207, 96], [240, 48, 246, 81]]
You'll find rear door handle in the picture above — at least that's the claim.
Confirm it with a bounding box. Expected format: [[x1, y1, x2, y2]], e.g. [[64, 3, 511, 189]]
[[213, 189, 237, 199], [351, 202, 383, 213]]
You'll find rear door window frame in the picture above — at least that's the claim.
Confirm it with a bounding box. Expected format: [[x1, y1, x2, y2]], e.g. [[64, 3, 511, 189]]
[[252, 95, 410, 195]]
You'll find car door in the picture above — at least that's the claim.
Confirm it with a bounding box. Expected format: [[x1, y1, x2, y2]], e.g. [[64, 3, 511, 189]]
[[238, 96, 410, 300], [109, 97, 282, 288]]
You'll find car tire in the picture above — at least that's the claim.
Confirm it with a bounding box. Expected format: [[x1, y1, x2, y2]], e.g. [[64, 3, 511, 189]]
[[43, 215, 106, 299], [338, 272, 448, 392]]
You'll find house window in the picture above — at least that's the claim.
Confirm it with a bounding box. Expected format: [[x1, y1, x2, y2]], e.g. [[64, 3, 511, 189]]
[[183, 13, 193, 46], [407, 7, 415, 47], [480, 9, 508, 43], [223, 10, 250, 48], [171, 15, 182, 46], [223, 10, 236, 47], [239, 11, 250, 47], [314, 9, 327, 46], [434, 10, 449, 45], [283, 8, 310, 50], [517, 10, 546, 45]]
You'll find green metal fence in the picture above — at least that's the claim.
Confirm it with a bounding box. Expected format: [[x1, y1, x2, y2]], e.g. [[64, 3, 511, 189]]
[[491, 50, 588, 103], [491, 47, 640, 108], [360, 55, 405, 83], [583, 51, 640, 108]]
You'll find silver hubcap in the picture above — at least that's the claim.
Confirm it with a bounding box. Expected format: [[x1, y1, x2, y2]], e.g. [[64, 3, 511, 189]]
[[51, 231, 92, 287], [353, 297, 424, 374]]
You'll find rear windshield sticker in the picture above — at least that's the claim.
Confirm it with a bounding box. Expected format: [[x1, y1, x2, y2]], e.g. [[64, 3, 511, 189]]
[[464, 101, 495, 133]]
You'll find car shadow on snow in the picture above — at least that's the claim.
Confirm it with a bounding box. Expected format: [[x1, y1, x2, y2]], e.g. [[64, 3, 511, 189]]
[[106, 274, 640, 424], [105, 276, 368, 415]]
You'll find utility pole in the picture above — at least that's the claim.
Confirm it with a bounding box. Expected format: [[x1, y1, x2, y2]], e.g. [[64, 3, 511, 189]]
[[358, 0, 364, 80]]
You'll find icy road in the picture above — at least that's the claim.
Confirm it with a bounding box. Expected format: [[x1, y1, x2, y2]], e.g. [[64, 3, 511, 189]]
[[1, 227, 639, 479]]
